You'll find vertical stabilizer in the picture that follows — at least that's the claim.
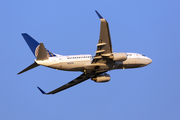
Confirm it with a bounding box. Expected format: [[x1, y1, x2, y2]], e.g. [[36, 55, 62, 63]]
[[22, 33, 39, 56], [21, 33, 56, 57]]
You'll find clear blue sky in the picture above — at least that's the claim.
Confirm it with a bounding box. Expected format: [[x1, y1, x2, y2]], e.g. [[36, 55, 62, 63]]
[[1, 0, 180, 120]]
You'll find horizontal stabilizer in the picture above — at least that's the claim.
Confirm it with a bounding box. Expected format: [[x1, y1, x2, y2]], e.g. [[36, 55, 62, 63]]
[[36, 43, 49, 60], [17, 62, 39, 75]]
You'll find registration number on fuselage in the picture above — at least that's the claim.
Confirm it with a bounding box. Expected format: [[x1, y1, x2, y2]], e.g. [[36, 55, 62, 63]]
[[67, 62, 74, 64]]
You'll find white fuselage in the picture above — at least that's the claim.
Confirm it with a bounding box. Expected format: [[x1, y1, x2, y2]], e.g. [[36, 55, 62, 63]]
[[35, 53, 152, 73]]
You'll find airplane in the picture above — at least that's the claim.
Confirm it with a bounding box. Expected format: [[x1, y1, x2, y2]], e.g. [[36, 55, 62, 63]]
[[18, 11, 152, 95]]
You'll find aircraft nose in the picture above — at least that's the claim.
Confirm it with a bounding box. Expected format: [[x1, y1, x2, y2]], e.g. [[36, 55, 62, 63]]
[[147, 58, 152, 65]]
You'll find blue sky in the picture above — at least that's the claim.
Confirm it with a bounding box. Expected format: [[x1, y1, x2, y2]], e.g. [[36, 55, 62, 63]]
[[1, 0, 180, 120]]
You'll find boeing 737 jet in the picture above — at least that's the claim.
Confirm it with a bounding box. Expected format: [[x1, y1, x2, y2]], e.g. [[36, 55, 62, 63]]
[[18, 11, 152, 95]]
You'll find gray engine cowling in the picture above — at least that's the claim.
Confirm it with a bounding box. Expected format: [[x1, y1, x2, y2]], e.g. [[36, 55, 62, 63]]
[[112, 52, 127, 61], [91, 73, 110, 82]]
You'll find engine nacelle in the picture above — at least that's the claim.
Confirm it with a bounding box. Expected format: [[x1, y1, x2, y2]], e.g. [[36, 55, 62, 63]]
[[91, 73, 110, 83], [112, 52, 127, 61]]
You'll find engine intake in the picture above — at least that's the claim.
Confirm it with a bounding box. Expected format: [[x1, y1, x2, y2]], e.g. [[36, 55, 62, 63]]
[[91, 73, 110, 83], [112, 52, 127, 61]]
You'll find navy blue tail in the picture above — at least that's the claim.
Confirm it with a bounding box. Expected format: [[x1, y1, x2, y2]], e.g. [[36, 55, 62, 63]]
[[22, 33, 39, 56], [21, 33, 56, 57]]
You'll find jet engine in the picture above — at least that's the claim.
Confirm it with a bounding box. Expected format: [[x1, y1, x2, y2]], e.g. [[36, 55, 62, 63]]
[[112, 52, 127, 61], [91, 73, 110, 83]]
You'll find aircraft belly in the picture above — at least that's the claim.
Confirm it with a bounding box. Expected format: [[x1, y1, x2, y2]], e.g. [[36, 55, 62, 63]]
[[62, 61, 86, 71], [84, 63, 112, 72], [48, 63, 62, 69]]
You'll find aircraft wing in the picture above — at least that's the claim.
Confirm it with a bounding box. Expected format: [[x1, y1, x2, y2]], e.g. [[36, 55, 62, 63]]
[[37, 71, 105, 95], [92, 11, 113, 64]]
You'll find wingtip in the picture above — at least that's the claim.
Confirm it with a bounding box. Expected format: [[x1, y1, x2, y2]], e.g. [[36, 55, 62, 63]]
[[21, 33, 27, 36], [95, 10, 103, 19], [37, 87, 46, 94]]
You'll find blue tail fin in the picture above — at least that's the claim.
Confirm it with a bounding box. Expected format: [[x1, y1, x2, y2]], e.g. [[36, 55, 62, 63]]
[[22, 33, 39, 56], [22, 33, 56, 57]]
